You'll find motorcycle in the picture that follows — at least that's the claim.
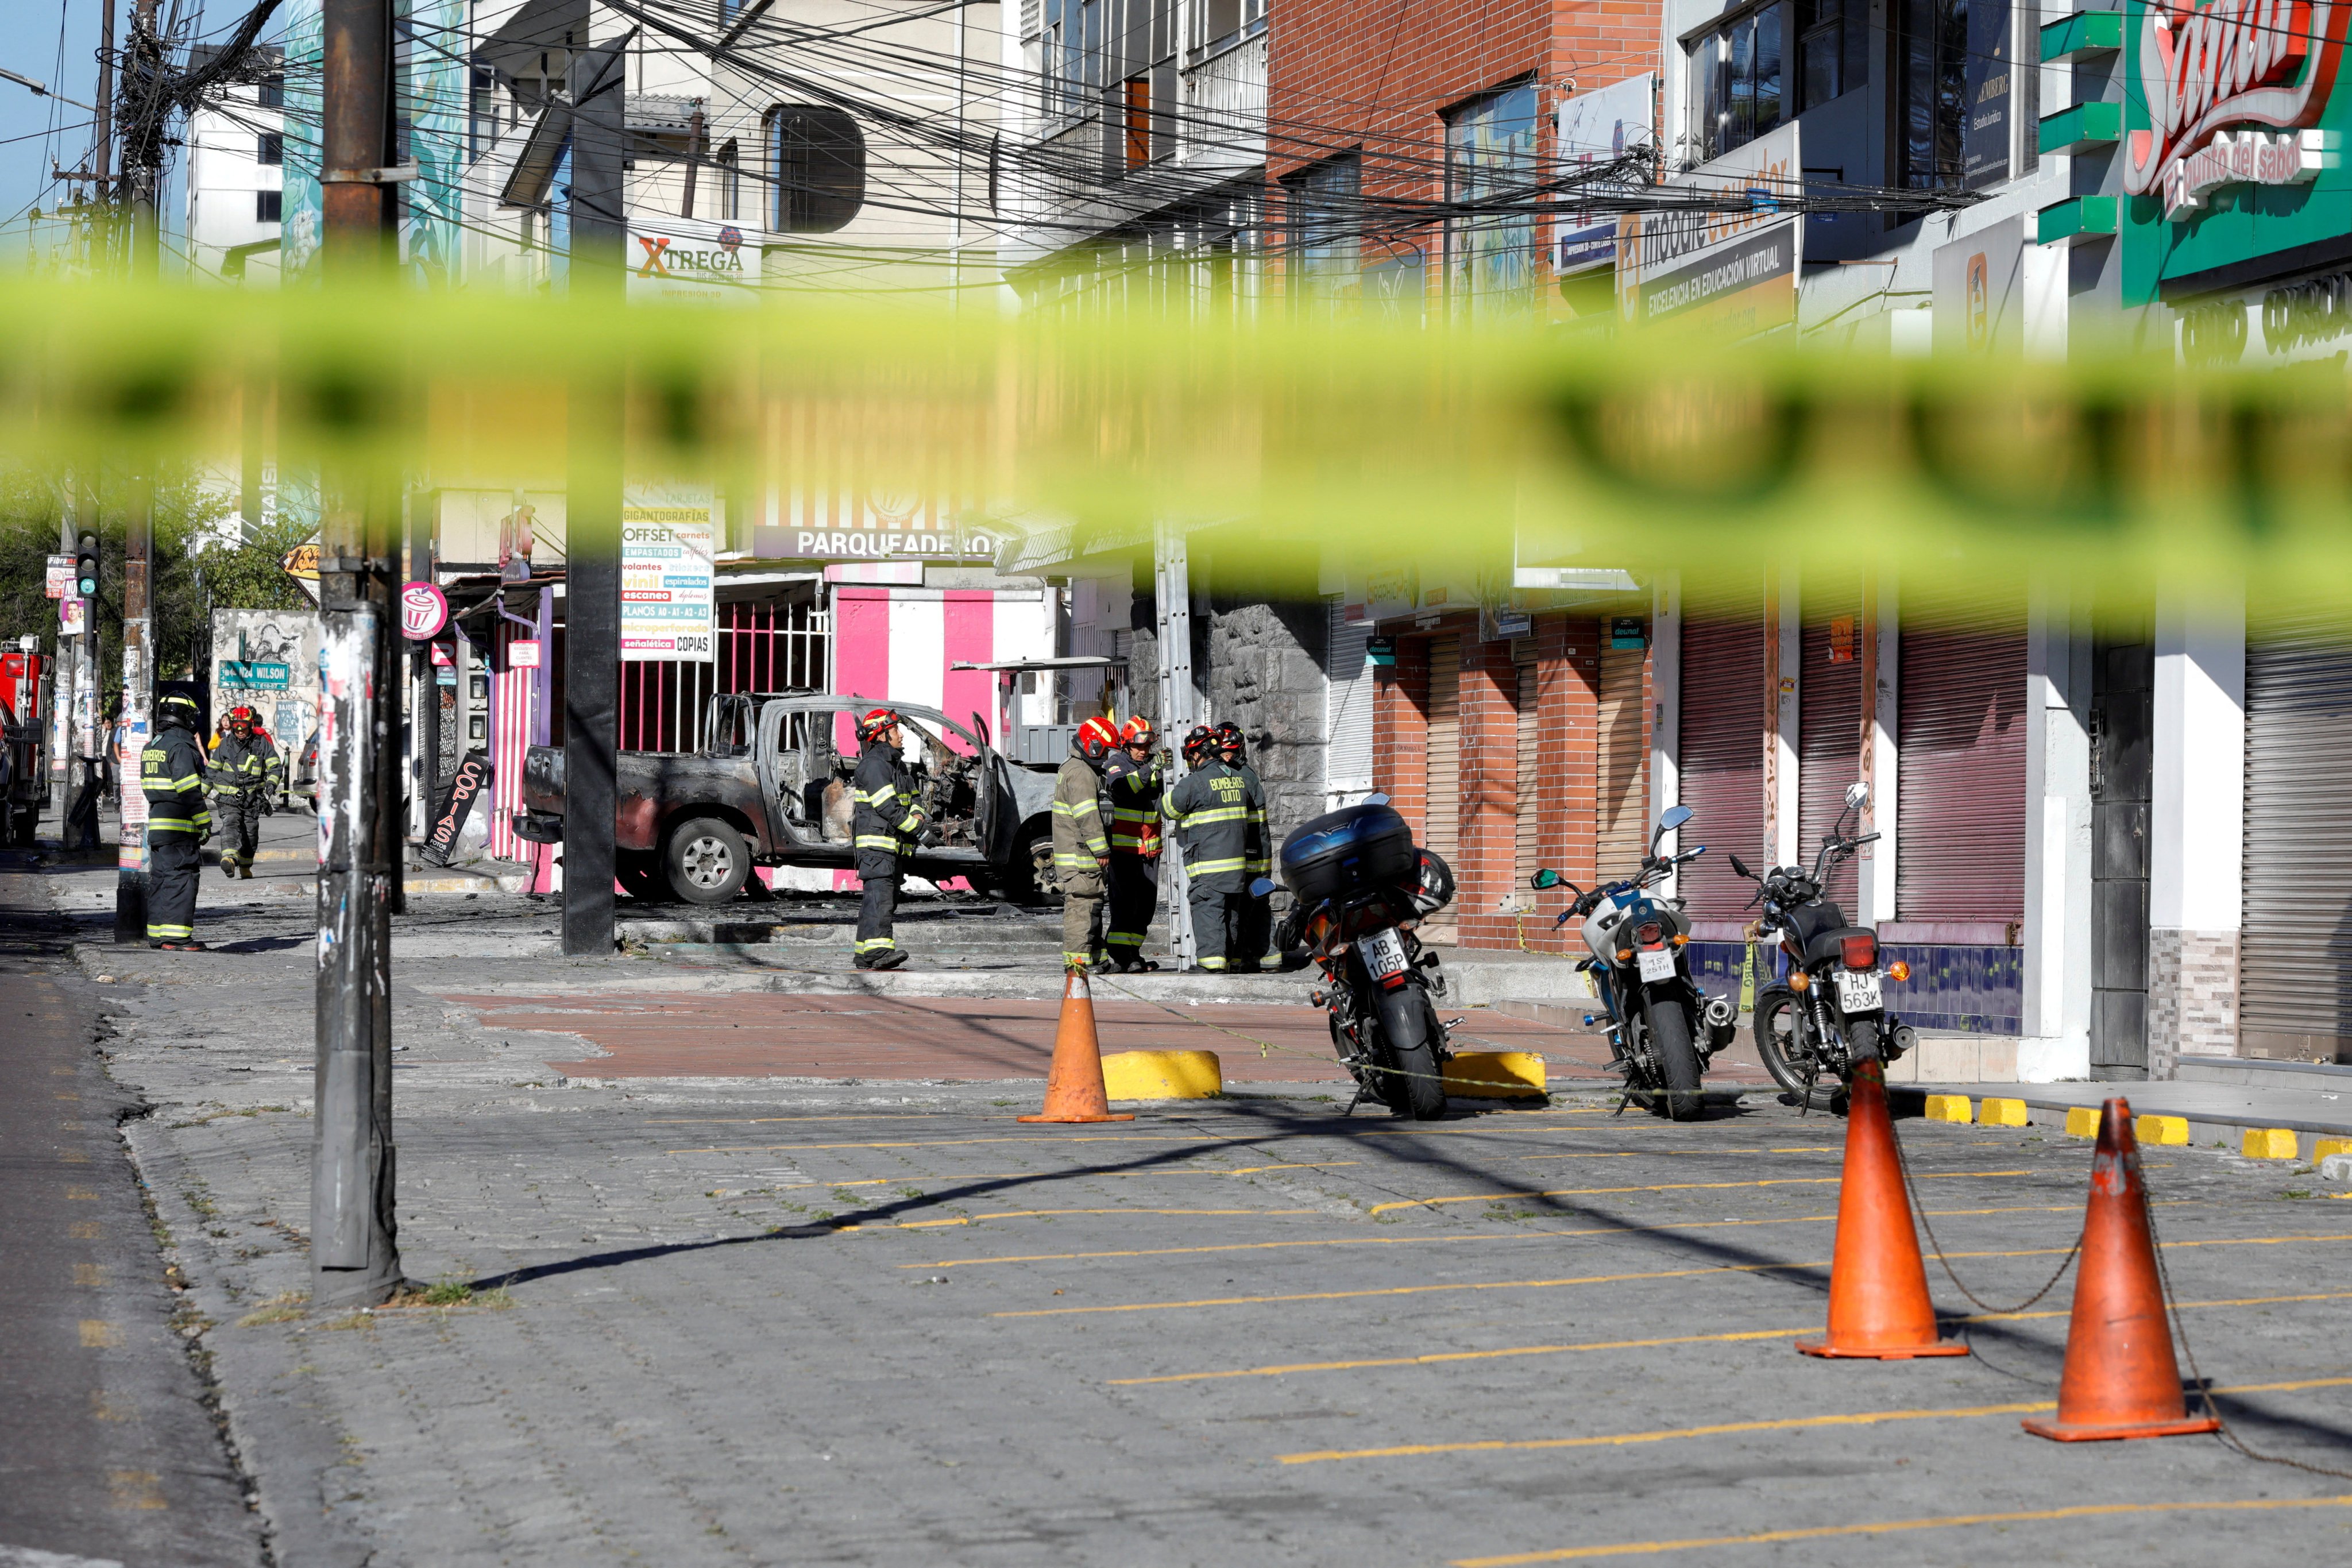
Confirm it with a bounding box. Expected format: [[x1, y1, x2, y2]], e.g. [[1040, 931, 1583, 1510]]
[[1531, 805, 1737, 1121], [1728, 781, 1918, 1109], [1262, 795, 1458, 1120]]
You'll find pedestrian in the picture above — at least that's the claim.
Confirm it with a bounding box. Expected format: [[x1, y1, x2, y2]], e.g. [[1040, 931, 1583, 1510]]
[[850, 708, 929, 971], [1100, 714, 1164, 972], [207, 704, 283, 880], [1167, 724, 1264, 972], [1052, 716, 1119, 970], [141, 691, 211, 951], [1214, 720, 1274, 972]]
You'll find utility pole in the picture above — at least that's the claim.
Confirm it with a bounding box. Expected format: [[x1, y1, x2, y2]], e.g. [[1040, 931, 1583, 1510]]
[[122, 0, 163, 277], [91, 0, 117, 267], [562, 37, 630, 958], [311, 0, 403, 1309]]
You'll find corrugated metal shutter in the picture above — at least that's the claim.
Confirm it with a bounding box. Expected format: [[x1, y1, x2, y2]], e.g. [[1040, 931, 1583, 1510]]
[[1799, 597, 1864, 913], [1423, 635, 1460, 939], [1324, 600, 1373, 794], [1515, 643, 1540, 891], [2242, 613, 2352, 1058], [1897, 585, 2026, 922], [1596, 642, 1649, 881], [1679, 598, 1766, 920]]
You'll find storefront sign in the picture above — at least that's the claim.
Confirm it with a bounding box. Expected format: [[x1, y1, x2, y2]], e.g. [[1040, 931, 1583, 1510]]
[[422, 747, 491, 866], [748, 523, 995, 563], [509, 639, 542, 669], [2161, 128, 2331, 218], [400, 581, 449, 640], [1616, 121, 1802, 336], [2122, 0, 2347, 203], [1555, 74, 1655, 276], [281, 541, 320, 581], [621, 505, 718, 662], [628, 218, 762, 306]]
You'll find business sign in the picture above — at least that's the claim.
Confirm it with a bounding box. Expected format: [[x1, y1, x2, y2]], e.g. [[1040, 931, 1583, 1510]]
[[46, 554, 73, 598], [400, 581, 450, 640], [1555, 74, 1655, 277], [751, 524, 996, 562], [629, 217, 762, 306], [1615, 121, 1802, 337], [1933, 216, 2026, 353], [281, 541, 320, 581], [1963, 0, 2014, 188], [622, 505, 718, 662], [509, 639, 543, 669], [2123, 0, 2352, 303], [422, 747, 491, 866]]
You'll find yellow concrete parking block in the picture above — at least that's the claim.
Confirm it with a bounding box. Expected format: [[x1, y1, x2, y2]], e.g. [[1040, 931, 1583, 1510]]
[[2312, 1137, 2352, 1161], [1922, 1095, 1973, 1124], [1101, 1050, 1222, 1100], [2135, 1114, 2190, 1146], [1445, 1052, 1547, 1099], [1979, 1098, 2028, 1127], [2064, 1107, 2102, 1138], [2243, 1127, 2300, 1160]]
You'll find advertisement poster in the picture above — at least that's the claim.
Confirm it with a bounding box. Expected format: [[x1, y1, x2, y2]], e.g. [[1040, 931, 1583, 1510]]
[[621, 504, 719, 662], [1963, 0, 2014, 188], [1615, 120, 1801, 337], [628, 218, 763, 306]]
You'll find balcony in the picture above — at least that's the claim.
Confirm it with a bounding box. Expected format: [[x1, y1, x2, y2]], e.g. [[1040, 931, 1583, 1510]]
[[1178, 33, 1266, 172]]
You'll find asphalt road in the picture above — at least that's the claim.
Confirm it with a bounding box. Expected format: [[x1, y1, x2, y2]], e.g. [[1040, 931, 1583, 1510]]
[[0, 859, 263, 1567]]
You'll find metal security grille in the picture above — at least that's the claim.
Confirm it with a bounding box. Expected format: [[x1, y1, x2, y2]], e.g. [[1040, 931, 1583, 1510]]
[[1596, 642, 1649, 882], [1679, 597, 1767, 920], [1896, 584, 2026, 922], [1422, 635, 1461, 939], [2242, 613, 2352, 1059], [1324, 599, 1374, 795], [619, 599, 829, 755], [1515, 643, 1540, 893], [1799, 596, 1864, 914]]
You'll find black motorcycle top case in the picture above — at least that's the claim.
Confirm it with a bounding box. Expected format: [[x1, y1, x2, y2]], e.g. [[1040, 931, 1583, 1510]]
[[1280, 803, 1417, 904]]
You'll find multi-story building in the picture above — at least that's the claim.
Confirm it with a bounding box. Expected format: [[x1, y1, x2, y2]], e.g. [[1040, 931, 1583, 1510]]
[[182, 43, 286, 283]]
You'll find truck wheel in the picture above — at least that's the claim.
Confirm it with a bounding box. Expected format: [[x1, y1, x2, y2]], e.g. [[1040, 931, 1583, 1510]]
[[664, 817, 750, 905], [616, 849, 665, 902]]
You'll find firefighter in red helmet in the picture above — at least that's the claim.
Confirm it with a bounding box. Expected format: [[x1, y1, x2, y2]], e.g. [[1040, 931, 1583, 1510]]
[[1052, 715, 1121, 969], [1099, 714, 1165, 972], [851, 708, 928, 970]]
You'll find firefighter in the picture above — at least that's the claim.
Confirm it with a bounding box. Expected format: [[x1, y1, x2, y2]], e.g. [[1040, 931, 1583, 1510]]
[[1168, 723, 1265, 972], [851, 708, 929, 971], [1100, 714, 1164, 972], [207, 704, 283, 879], [1215, 720, 1275, 972], [1052, 716, 1119, 970], [141, 692, 211, 951]]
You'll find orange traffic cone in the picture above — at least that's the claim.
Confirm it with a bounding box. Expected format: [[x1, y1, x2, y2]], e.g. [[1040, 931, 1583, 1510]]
[[1796, 1058, 1967, 1360], [2022, 1097, 2220, 1442], [1017, 967, 1136, 1125]]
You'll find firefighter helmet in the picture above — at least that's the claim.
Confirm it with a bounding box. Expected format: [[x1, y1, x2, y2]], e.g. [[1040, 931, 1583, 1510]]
[[1213, 720, 1245, 759], [1180, 724, 1217, 763], [156, 692, 201, 731], [1119, 715, 1156, 750], [856, 707, 901, 743], [1075, 716, 1120, 762], [226, 705, 257, 727]]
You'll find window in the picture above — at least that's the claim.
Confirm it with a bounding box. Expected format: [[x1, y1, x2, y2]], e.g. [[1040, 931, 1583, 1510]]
[[1694, 6, 1782, 160], [1042, 0, 1098, 115], [1898, 0, 1968, 188], [256, 190, 283, 223], [1798, 0, 1868, 109], [767, 106, 864, 233], [719, 138, 740, 221], [1286, 153, 1361, 316], [257, 132, 284, 166], [1123, 78, 1151, 170], [257, 74, 285, 110], [469, 66, 497, 160], [1189, 0, 1265, 61], [1445, 84, 1539, 320]]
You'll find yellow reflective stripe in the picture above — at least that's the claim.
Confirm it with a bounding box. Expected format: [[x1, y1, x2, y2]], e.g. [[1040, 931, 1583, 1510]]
[[1197, 956, 1227, 970], [1179, 806, 1248, 825], [1052, 798, 1102, 817], [146, 924, 194, 939], [896, 813, 923, 832], [1106, 929, 1148, 944], [147, 817, 195, 831], [1053, 851, 1103, 868], [853, 937, 898, 952], [1188, 855, 1246, 874], [855, 835, 901, 851]]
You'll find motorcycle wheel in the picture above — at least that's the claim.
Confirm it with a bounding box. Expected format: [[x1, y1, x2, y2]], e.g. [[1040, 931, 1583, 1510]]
[[1847, 1017, 1882, 1065], [1754, 986, 1837, 1110], [1374, 984, 1449, 1121], [1647, 997, 1705, 1121]]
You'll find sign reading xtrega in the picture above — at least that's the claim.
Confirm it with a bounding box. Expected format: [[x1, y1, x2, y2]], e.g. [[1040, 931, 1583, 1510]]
[[628, 221, 761, 304], [2123, 0, 2349, 218]]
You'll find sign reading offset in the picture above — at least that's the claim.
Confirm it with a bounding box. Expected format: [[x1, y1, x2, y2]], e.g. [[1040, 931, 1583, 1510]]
[[621, 505, 717, 662]]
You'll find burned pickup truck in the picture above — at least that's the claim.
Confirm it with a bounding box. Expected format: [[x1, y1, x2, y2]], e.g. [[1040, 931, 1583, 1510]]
[[515, 693, 1057, 905]]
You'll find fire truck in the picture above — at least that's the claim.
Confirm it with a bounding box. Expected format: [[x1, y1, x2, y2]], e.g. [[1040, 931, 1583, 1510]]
[[0, 644, 53, 845]]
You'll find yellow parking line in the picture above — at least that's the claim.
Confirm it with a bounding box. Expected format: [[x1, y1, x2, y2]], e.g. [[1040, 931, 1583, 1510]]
[[906, 1202, 2091, 1269], [1365, 1170, 2028, 1216], [670, 1134, 1227, 1154], [991, 1231, 2352, 1318], [894, 1207, 1319, 1229], [1449, 1496, 2352, 1566], [1110, 1289, 2352, 1387], [1280, 1376, 2352, 1465]]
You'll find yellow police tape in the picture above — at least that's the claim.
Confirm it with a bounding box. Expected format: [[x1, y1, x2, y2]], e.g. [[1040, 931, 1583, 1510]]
[[7, 278, 2352, 615]]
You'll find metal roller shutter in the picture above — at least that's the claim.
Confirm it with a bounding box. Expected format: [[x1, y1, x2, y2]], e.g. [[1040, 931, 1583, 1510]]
[[1515, 644, 1540, 891], [1596, 642, 1649, 882], [2242, 614, 2352, 1059], [1423, 636, 1460, 939], [1324, 600, 1373, 796], [1679, 600, 1767, 920], [1799, 598, 1864, 914], [1897, 585, 2026, 922]]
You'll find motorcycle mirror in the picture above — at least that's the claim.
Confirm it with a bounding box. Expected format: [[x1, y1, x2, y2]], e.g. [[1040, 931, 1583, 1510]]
[[1844, 779, 1869, 809], [1657, 804, 1693, 833], [1727, 853, 1754, 879], [1249, 876, 1279, 898], [1530, 869, 1560, 889]]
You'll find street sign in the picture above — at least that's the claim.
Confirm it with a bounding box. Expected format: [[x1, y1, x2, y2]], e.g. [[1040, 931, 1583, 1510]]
[[400, 581, 449, 640], [217, 660, 292, 689], [45, 554, 73, 598]]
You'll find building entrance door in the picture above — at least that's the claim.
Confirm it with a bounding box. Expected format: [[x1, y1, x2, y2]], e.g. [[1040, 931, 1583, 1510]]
[[2090, 631, 2153, 1079]]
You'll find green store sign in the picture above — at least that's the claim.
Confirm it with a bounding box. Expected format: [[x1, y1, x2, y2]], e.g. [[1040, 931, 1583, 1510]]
[[2121, 0, 2352, 302]]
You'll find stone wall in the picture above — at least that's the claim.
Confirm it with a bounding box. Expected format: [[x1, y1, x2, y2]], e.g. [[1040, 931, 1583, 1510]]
[[2147, 927, 2239, 1079], [1207, 598, 1330, 844]]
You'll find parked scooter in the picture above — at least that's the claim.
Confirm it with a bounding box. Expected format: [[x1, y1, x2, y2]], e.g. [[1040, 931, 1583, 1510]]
[[1262, 795, 1458, 1119], [1729, 781, 1918, 1108], [1531, 805, 1737, 1121]]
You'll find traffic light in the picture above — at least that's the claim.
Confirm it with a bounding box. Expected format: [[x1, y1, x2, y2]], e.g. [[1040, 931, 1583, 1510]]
[[74, 534, 99, 598]]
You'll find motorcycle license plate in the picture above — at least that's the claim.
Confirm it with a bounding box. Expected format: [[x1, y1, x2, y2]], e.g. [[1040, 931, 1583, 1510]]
[[1358, 928, 1408, 982], [1636, 947, 1677, 983], [1836, 970, 1883, 1011]]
